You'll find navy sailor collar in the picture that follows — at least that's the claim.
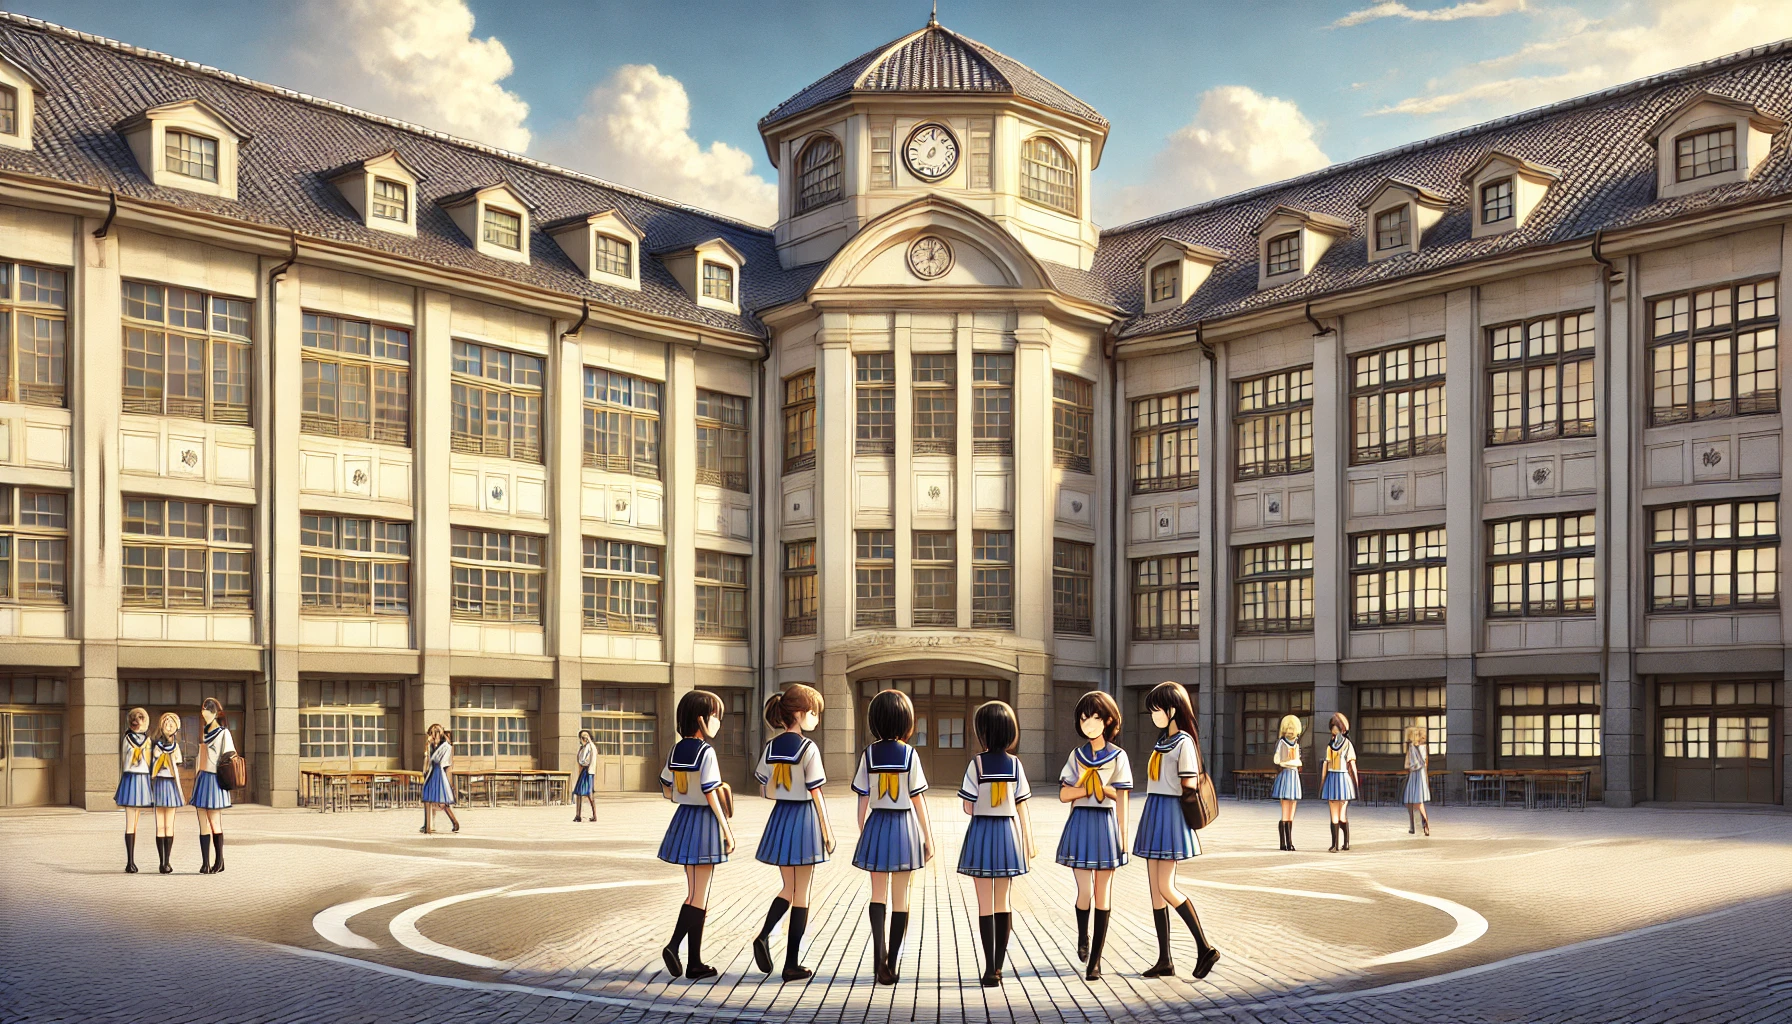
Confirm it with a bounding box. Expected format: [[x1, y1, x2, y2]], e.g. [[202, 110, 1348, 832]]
[[976, 751, 1018, 780], [669, 737, 711, 770], [1154, 732, 1192, 753], [203, 724, 224, 742], [867, 740, 913, 772], [766, 732, 811, 762], [1330, 735, 1349, 750], [1075, 742, 1122, 768], [153, 737, 177, 750], [125, 731, 147, 745]]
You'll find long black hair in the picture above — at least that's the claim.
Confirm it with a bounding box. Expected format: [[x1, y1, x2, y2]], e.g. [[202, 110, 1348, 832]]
[[1145, 681, 1198, 740]]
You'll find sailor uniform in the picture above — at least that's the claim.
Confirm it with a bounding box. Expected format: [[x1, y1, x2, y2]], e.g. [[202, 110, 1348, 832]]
[[1054, 742, 1132, 870], [956, 751, 1032, 878], [658, 738, 728, 865], [1321, 735, 1358, 802], [1271, 736, 1304, 800], [114, 731, 154, 808], [1132, 732, 1202, 861], [188, 725, 234, 809], [1403, 744, 1429, 805], [421, 740, 456, 804], [149, 737, 184, 808], [573, 740, 596, 797], [754, 731, 829, 866], [851, 740, 929, 872]]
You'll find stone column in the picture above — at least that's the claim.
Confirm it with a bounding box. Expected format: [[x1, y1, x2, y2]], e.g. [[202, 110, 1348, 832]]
[[263, 257, 304, 806], [1601, 258, 1643, 807], [1310, 327, 1343, 741], [547, 324, 586, 772], [955, 314, 974, 631], [814, 316, 856, 781], [664, 342, 698, 713], [1443, 286, 1481, 799], [893, 314, 913, 628], [1013, 318, 1051, 646], [1203, 341, 1231, 777], [412, 289, 454, 760]]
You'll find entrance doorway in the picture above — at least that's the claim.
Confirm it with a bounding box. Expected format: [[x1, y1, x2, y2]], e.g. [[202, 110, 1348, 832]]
[[710, 687, 757, 790], [0, 676, 68, 807], [856, 677, 1007, 785], [1656, 680, 1780, 803]]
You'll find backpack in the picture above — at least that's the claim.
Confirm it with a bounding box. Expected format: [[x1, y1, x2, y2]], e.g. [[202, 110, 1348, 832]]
[[216, 748, 248, 791]]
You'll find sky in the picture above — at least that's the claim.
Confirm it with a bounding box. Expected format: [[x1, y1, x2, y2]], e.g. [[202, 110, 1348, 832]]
[[9, 0, 1792, 228]]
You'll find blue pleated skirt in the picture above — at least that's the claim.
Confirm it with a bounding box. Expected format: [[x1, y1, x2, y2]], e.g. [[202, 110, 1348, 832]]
[[1321, 770, 1357, 802], [958, 815, 1026, 878], [151, 777, 184, 808], [758, 798, 827, 866], [659, 802, 728, 865], [1271, 767, 1303, 800], [852, 808, 926, 873], [1403, 769, 1429, 805], [572, 768, 594, 797], [1132, 792, 1200, 861], [1055, 806, 1127, 870], [189, 771, 231, 809], [421, 766, 455, 805], [114, 773, 154, 808]]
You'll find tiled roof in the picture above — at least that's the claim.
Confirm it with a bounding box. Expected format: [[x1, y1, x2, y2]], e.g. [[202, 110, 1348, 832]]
[[1095, 39, 1792, 340], [760, 19, 1107, 131]]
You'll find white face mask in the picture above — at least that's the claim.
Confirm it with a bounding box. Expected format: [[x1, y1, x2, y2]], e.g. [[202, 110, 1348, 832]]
[[1151, 708, 1171, 730], [1079, 716, 1106, 740]]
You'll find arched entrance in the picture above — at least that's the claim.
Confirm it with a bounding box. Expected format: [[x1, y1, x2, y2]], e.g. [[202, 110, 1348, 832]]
[[854, 676, 1008, 785]]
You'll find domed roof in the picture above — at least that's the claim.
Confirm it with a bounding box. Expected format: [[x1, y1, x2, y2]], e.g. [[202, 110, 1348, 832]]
[[759, 17, 1107, 134]]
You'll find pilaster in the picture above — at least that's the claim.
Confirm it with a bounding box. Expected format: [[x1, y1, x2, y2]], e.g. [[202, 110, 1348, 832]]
[[413, 289, 454, 754], [71, 217, 120, 810], [1443, 286, 1481, 794]]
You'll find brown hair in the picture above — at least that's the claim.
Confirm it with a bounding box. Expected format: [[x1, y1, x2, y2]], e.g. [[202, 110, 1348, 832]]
[[1074, 691, 1123, 742], [765, 683, 825, 730], [1330, 711, 1351, 735]]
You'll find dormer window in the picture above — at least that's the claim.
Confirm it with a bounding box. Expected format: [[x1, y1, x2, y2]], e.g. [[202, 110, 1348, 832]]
[[327, 151, 420, 237], [1374, 206, 1410, 251], [0, 54, 43, 153], [483, 207, 523, 251], [1150, 263, 1179, 303], [1676, 126, 1737, 181], [1266, 233, 1301, 276], [164, 130, 218, 182], [1020, 136, 1077, 215], [0, 86, 15, 136], [118, 99, 247, 199], [594, 235, 631, 277], [1481, 179, 1514, 224], [659, 237, 743, 311], [702, 262, 734, 303], [796, 134, 842, 213], [1463, 151, 1559, 239], [371, 179, 408, 222], [1647, 93, 1783, 201]]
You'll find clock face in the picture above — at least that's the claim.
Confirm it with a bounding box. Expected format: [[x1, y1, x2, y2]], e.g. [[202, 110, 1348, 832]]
[[904, 123, 959, 181], [908, 236, 954, 280]]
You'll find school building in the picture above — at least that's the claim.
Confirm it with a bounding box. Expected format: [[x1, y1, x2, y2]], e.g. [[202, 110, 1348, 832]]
[[0, 12, 1787, 809]]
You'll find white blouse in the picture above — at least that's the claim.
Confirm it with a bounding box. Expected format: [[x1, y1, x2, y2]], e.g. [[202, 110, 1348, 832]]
[[1274, 736, 1302, 770], [429, 741, 454, 772], [1142, 732, 1201, 798], [1406, 744, 1428, 772], [755, 732, 827, 801], [1324, 736, 1358, 774], [957, 752, 1031, 818], [150, 738, 182, 779], [578, 741, 595, 769], [851, 741, 929, 811], [121, 731, 151, 775], [1057, 743, 1133, 810], [660, 738, 722, 807], [197, 725, 235, 774]]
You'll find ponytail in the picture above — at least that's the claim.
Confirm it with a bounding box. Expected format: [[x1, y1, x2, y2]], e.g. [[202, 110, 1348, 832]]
[[765, 683, 825, 730]]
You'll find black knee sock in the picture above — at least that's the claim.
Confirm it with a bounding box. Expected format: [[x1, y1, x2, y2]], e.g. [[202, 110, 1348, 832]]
[[1342, 821, 1351, 849], [687, 907, 707, 966], [669, 902, 697, 949], [994, 911, 1011, 972], [869, 902, 887, 971], [198, 833, 212, 871], [760, 896, 790, 940], [1088, 908, 1110, 970], [1174, 899, 1212, 957], [1153, 907, 1172, 965], [1329, 822, 1340, 849], [125, 832, 137, 867], [1076, 905, 1090, 949], [211, 833, 224, 869], [887, 910, 909, 964], [978, 914, 995, 971], [784, 907, 808, 970], [156, 835, 169, 868]]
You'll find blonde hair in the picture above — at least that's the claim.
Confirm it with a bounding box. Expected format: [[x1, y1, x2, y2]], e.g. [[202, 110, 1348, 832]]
[[1278, 714, 1302, 740], [156, 712, 181, 740], [1405, 723, 1428, 746], [127, 707, 149, 730]]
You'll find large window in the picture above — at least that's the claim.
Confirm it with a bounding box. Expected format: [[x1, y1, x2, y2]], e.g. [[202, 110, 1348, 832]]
[[1648, 278, 1777, 425], [122, 498, 252, 610], [0, 262, 67, 408], [594, 234, 631, 277], [1488, 311, 1595, 445], [582, 686, 657, 758], [1053, 372, 1094, 473], [301, 313, 411, 445], [0, 486, 67, 605], [1351, 527, 1446, 627], [300, 514, 410, 616], [1649, 498, 1778, 611], [1133, 554, 1198, 640], [783, 540, 817, 636], [1357, 685, 1446, 757], [1489, 513, 1595, 618], [912, 531, 956, 628], [1352, 341, 1444, 464], [1660, 680, 1775, 764], [482, 206, 522, 250], [1132, 389, 1198, 492], [0, 86, 15, 136], [299, 679, 404, 768], [121, 678, 240, 763], [1374, 206, 1410, 251], [164, 130, 217, 182], [1242, 688, 1312, 759], [581, 539, 661, 634], [783, 371, 816, 473], [701, 262, 734, 303], [1675, 126, 1736, 181], [796, 135, 843, 212], [695, 389, 749, 491], [450, 527, 542, 624], [451, 682, 539, 769], [1266, 233, 1300, 276], [452, 341, 543, 462], [1020, 136, 1076, 214], [122, 282, 252, 424], [694, 550, 748, 639], [1498, 682, 1600, 761], [870, 126, 893, 189], [972, 354, 1012, 455], [1053, 539, 1093, 636], [912, 354, 956, 455], [1236, 541, 1314, 635], [856, 354, 895, 455], [855, 530, 895, 628], [582, 368, 661, 478], [1235, 367, 1313, 480], [972, 530, 1012, 630]]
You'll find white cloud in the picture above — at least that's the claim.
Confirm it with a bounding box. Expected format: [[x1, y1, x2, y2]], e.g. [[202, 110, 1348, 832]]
[[1102, 86, 1330, 226], [1334, 0, 1528, 29], [286, 0, 530, 152], [1373, 0, 1792, 122], [540, 64, 778, 226]]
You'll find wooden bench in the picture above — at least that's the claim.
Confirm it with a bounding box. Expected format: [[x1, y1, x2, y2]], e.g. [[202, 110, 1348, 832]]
[[1463, 769, 1591, 810]]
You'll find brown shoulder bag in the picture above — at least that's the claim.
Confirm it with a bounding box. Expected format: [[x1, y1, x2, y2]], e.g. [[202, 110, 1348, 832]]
[[1178, 735, 1220, 831]]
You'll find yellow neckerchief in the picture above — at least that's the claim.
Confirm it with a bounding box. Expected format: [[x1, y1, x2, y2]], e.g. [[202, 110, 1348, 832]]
[[152, 743, 173, 776], [675, 770, 690, 794], [876, 771, 902, 800], [127, 734, 146, 768], [1076, 744, 1110, 802], [771, 762, 794, 791], [988, 779, 1008, 807], [1326, 737, 1347, 771]]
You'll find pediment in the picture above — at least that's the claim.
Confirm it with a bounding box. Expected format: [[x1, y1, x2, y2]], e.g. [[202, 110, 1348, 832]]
[[812, 195, 1053, 292]]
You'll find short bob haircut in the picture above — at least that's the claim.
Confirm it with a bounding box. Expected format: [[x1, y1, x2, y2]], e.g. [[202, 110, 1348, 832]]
[[1329, 711, 1351, 735], [677, 689, 725, 738], [765, 683, 826, 730], [1279, 713, 1303, 739], [1404, 722, 1427, 746], [973, 700, 1018, 753], [201, 696, 224, 720], [127, 707, 149, 730], [866, 689, 915, 742], [1145, 681, 1198, 740], [1074, 690, 1123, 742]]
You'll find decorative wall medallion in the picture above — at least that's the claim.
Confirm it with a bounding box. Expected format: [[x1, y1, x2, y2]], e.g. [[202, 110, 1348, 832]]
[[1531, 466, 1551, 485], [490, 483, 505, 501], [1701, 447, 1723, 467], [927, 485, 942, 500], [1071, 499, 1084, 514], [1266, 498, 1282, 515], [907, 235, 954, 280], [614, 496, 629, 512], [179, 449, 198, 468], [903, 122, 960, 181], [351, 468, 368, 487], [1389, 482, 1405, 501], [791, 501, 802, 512], [1158, 515, 1171, 529]]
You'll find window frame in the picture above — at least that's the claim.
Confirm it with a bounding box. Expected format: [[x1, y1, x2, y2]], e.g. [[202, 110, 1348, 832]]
[[782, 370, 816, 473], [581, 685, 659, 758], [1487, 512, 1597, 619], [122, 281, 253, 425], [1132, 389, 1199, 493], [1350, 527, 1447, 628], [163, 129, 218, 182], [1150, 262, 1179, 303], [701, 261, 734, 303], [121, 497, 254, 611], [451, 340, 544, 463], [299, 513, 411, 617], [1235, 540, 1315, 636], [1486, 310, 1596, 445], [1234, 366, 1314, 480], [581, 538, 662, 634], [694, 549, 749, 640], [1648, 498, 1779, 612], [582, 367, 661, 479], [0, 261, 68, 408], [1497, 681, 1601, 763], [1480, 178, 1514, 224], [1053, 372, 1094, 473], [450, 682, 540, 769], [1357, 685, 1447, 757], [855, 353, 896, 456], [298, 679, 405, 768], [1351, 340, 1445, 464], [1374, 205, 1411, 251], [796, 134, 844, 213], [0, 85, 16, 136], [694, 389, 750, 492], [912, 354, 956, 456], [482, 206, 523, 251], [855, 530, 895, 628], [449, 527, 544, 625], [1019, 135, 1077, 215], [971, 530, 1012, 630], [1647, 278, 1778, 426], [782, 540, 817, 636], [1265, 232, 1301, 276], [1674, 125, 1738, 182], [0, 485, 68, 606], [972, 353, 1013, 456], [911, 530, 957, 628], [593, 234, 631, 278], [1052, 539, 1094, 636], [1132, 553, 1199, 641], [371, 178, 409, 222], [301, 312, 412, 446]]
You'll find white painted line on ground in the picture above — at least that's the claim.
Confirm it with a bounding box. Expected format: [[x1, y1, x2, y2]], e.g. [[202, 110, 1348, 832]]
[[312, 892, 413, 950], [388, 887, 513, 970], [1181, 878, 1373, 903], [500, 879, 683, 898], [1363, 885, 1489, 966]]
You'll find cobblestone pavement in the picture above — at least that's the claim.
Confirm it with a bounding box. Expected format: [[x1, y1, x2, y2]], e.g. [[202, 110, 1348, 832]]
[[2, 793, 1789, 1024]]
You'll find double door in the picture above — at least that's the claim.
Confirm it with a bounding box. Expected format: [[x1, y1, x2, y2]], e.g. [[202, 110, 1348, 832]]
[[1655, 680, 1779, 804], [0, 711, 63, 807]]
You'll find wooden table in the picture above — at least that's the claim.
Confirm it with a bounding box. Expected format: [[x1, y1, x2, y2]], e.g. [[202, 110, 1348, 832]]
[[450, 769, 573, 808], [1463, 768, 1591, 810], [301, 770, 424, 812]]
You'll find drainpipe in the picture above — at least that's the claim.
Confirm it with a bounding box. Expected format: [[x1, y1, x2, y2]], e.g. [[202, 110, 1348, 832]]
[[262, 233, 298, 802], [1194, 323, 1217, 762], [755, 335, 772, 757], [1104, 325, 1121, 697]]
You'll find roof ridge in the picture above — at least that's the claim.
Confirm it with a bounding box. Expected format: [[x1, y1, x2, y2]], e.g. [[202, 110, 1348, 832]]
[[850, 25, 936, 91], [1102, 35, 1792, 236], [952, 29, 1108, 128], [0, 10, 776, 235]]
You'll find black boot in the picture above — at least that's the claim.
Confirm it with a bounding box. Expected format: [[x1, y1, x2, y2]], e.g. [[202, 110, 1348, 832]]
[[157, 836, 172, 874], [1277, 821, 1288, 851], [663, 903, 694, 977], [755, 896, 789, 973], [781, 907, 811, 981], [979, 914, 998, 986], [869, 903, 891, 985], [1174, 899, 1221, 979], [993, 912, 1011, 983], [125, 833, 138, 873], [1086, 908, 1110, 981], [1076, 906, 1090, 961], [198, 833, 212, 874], [685, 907, 716, 980], [210, 833, 224, 873], [886, 910, 909, 981], [1142, 907, 1174, 977], [1286, 821, 1296, 852], [1328, 822, 1340, 853], [1341, 821, 1351, 851]]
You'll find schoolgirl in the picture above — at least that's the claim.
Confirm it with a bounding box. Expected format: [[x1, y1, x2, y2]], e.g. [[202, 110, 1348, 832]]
[[1272, 714, 1304, 851], [573, 728, 598, 823], [189, 697, 234, 873], [1322, 712, 1360, 852], [149, 712, 183, 874], [1055, 690, 1131, 981], [1403, 723, 1431, 836], [956, 701, 1035, 988], [420, 724, 461, 834], [751, 683, 834, 982], [1133, 681, 1221, 981], [115, 707, 154, 873], [658, 689, 735, 982], [851, 689, 936, 986]]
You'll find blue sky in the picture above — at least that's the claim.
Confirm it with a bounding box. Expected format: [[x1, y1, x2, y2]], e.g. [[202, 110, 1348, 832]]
[[9, 0, 1791, 226]]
